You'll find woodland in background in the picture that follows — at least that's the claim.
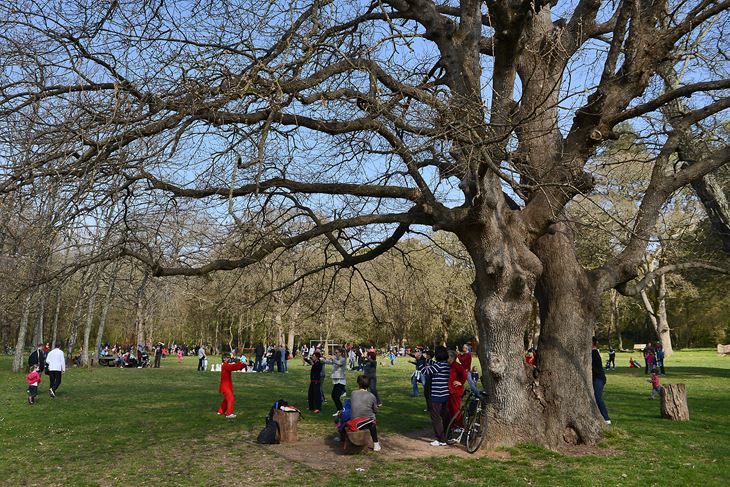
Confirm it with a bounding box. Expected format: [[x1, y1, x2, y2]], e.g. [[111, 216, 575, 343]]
[[1, 0, 728, 448]]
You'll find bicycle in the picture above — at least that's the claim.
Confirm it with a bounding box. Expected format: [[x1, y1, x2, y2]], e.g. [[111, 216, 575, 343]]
[[445, 389, 488, 453]]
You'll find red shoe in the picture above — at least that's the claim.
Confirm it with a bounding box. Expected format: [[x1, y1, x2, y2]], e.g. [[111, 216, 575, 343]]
[[312, 410, 320, 413]]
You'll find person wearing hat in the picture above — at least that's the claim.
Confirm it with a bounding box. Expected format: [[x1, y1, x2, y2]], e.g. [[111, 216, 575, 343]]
[[217, 352, 246, 418]]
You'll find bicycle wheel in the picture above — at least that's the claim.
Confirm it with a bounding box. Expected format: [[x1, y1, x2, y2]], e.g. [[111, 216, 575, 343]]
[[445, 410, 465, 445], [465, 403, 487, 453]]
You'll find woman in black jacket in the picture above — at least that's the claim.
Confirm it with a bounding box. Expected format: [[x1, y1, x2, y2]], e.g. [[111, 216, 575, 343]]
[[306, 352, 323, 412]]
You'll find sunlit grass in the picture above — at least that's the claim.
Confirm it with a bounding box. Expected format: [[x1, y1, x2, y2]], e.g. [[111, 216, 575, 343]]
[[0, 350, 727, 486]]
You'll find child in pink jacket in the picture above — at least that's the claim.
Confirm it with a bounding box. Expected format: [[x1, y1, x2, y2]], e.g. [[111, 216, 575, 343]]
[[26, 365, 41, 405], [648, 371, 663, 399]]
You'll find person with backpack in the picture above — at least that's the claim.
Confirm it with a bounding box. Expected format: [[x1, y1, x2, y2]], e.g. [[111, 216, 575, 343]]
[[217, 352, 246, 418], [304, 352, 323, 413], [339, 375, 381, 451], [322, 348, 347, 416]]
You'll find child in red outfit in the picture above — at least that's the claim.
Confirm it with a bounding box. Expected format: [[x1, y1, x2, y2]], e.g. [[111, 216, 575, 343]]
[[217, 353, 246, 418], [26, 365, 41, 405]]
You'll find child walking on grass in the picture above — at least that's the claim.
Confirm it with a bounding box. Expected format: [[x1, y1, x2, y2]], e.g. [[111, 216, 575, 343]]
[[648, 371, 664, 399], [26, 364, 41, 405]]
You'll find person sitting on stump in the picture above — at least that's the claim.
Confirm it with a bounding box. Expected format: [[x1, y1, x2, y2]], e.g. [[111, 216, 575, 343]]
[[217, 352, 246, 418], [340, 375, 381, 452]]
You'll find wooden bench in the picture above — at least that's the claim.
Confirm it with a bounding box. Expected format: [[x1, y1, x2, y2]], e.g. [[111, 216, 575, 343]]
[[633, 344, 647, 351]]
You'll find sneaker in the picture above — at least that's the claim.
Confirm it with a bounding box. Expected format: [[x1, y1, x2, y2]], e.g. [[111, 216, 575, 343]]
[[430, 440, 446, 446], [49, 389, 56, 398], [377, 403, 383, 407], [217, 412, 223, 415], [332, 411, 340, 417], [333, 435, 342, 442], [605, 420, 612, 425], [373, 442, 381, 452], [28, 397, 32, 405], [312, 410, 320, 413], [225, 414, 237, 419]]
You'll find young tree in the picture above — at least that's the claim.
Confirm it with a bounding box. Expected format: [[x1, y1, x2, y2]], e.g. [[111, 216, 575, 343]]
[[1, 1, 728, 447]]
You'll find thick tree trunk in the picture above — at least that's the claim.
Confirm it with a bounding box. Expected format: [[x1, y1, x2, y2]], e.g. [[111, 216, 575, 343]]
[[458, 211, 544, 446], [533, 225, 604, 446], [12, 292, 35, 372]]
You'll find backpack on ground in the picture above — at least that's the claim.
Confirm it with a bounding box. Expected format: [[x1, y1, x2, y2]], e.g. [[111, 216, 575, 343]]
[[267, 399, 289, 421], [256, 417, 280, 444]]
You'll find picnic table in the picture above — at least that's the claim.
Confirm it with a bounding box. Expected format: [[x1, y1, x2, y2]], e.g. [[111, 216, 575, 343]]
[[98, 356, 116, 367]]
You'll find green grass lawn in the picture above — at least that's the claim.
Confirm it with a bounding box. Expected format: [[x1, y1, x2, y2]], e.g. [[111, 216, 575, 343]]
[[0, 350, 727, 486]]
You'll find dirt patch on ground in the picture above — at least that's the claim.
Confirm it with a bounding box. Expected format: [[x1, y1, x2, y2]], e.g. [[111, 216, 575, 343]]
[[250, 428, 511, 473]]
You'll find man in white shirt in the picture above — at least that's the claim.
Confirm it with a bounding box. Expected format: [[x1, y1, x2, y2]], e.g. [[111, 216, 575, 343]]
[[45, 346, 66, 397]]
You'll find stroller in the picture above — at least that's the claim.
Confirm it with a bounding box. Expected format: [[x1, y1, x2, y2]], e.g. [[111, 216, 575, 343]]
[[139, 351, 150, 368]]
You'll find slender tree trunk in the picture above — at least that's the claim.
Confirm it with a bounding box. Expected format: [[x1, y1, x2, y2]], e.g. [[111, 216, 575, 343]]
[[81, 272, 101, 366], [533, 225, 604, 447], [655, 275, 673, 355], [134, 274, 150, 349], [94, 263, 119, 365], [33, 289, 46, 346], [51, 286, 61, 348], [66, 281, 87, 359], [12, 292, 35, 372], [610, 290, 620, 349]]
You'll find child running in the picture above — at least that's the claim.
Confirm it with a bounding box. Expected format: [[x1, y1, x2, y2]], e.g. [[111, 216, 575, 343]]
[[648, 371, 664, 399], [26, 364, 41, 405], [217, 353, 246, 418]]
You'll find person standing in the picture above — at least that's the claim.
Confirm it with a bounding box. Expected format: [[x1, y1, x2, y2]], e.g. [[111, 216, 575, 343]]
[[655, 342, 665, 375], [459, 344, 480, 397], [28, 343, 46, 375], [322, 348, 347, 415], [154, 343, 163, 368], [197, 345, 206, 371], [408, 348, 426, 397], [305, 352, 323, 413], [423, 346, 451, 446], [363, 351, 381, 406], [447, 350, 468, 426], [45, 345, 66, 397], [608, 346, 616, 370], [217, 352, 246, 418], [254, 343, 264, 372], [592, 337, 611, 425]]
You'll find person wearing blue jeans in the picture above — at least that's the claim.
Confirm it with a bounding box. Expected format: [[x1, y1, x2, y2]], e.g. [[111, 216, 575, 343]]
[[408, 348, 426, 397], [592, 337, 610, 424]]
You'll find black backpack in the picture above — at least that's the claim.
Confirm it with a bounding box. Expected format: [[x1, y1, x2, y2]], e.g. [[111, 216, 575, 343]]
[[256, 417, 279, 444]]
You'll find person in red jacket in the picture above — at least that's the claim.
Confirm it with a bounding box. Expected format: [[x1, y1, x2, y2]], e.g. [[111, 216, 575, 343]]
[[217, 353, 246, 418], [26, 364, 41, 405], [447, 350, 468, 426]]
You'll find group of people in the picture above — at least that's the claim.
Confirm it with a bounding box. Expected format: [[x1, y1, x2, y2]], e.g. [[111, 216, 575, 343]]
[[25, 343, 66, 404]]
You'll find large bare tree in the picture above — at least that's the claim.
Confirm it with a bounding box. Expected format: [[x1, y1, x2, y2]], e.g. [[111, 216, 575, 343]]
[[1, 0, 728, 447]]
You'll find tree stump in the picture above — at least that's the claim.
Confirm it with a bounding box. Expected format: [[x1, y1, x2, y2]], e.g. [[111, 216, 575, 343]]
[[272, 410, 299, 443], [343, 429, 372, 454], [660, 384, 689, 421]]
